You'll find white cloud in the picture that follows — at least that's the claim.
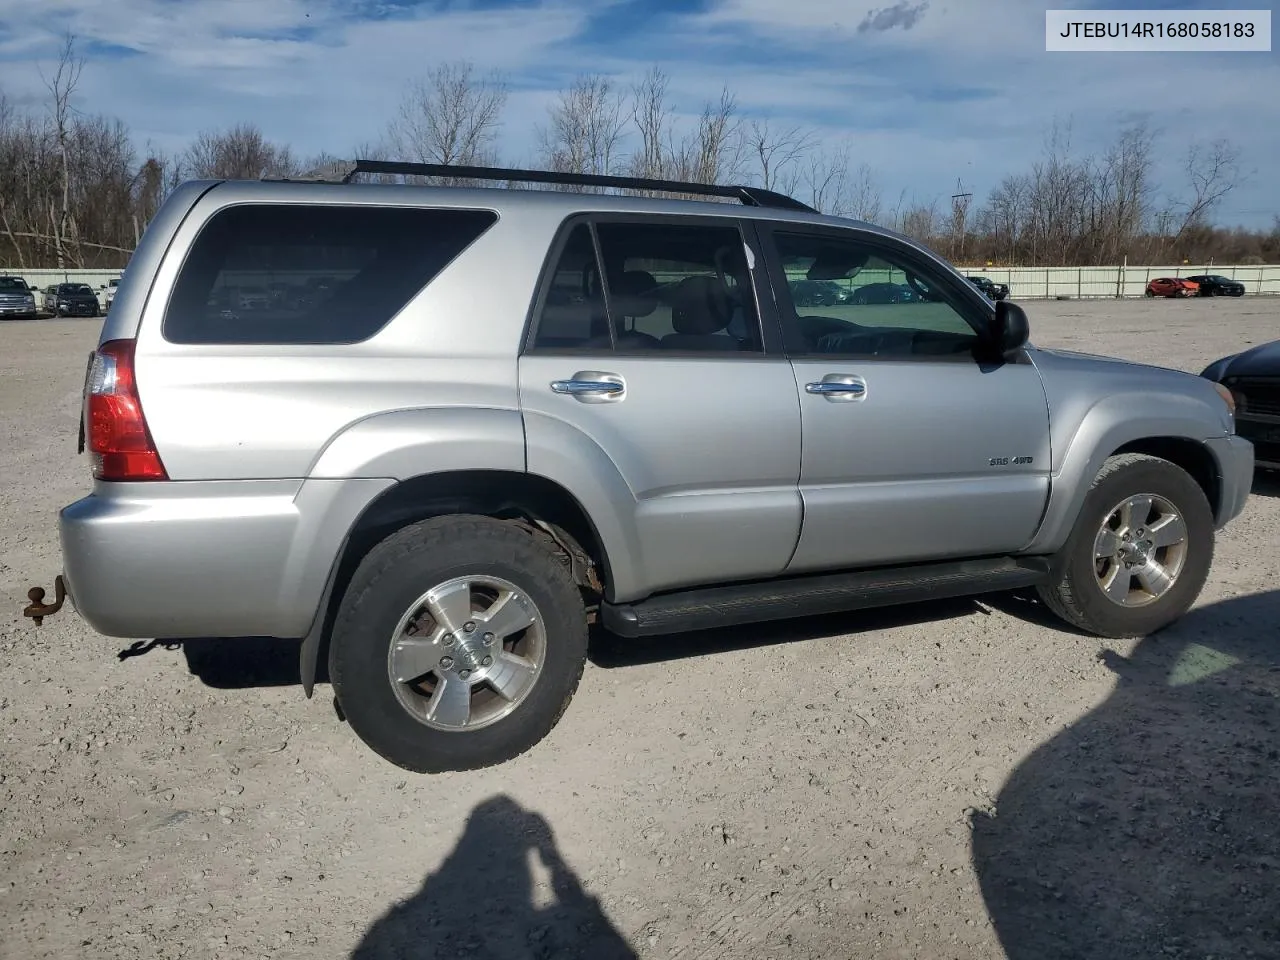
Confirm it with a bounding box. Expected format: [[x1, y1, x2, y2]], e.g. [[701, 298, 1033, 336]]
[[0, 0, 1274, 226]]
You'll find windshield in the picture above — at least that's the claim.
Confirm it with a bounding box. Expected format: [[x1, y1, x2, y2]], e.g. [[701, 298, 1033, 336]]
[[58, 284, 93, 294], [0, 278, 28, 291]]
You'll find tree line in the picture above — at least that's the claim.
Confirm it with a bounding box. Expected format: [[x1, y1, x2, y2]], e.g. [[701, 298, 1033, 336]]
[[2, 36, 1277, 271]]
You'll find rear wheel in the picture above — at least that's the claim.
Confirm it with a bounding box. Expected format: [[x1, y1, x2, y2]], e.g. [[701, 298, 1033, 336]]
[[329, 514, 589, 773], [1037, 454, 1214, 638]]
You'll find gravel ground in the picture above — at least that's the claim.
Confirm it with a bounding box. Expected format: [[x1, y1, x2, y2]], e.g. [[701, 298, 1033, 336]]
[[2, 297, 1278, 960]]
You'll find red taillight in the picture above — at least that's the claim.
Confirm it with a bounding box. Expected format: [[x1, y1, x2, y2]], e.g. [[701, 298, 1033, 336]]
[[85, 339, 167, 481]]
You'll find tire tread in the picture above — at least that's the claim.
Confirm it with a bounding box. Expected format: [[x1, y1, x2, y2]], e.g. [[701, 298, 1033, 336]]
[[1036, 453, 1212, 638], [329, 514, 587, 773]]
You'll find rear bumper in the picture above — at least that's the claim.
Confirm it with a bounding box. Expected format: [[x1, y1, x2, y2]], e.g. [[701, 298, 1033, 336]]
[[1205, 434, 1255, 526], [58, 476, 391, 639]]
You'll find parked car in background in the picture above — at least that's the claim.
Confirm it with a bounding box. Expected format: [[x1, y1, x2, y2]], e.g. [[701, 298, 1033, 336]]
[[43, 283, 101, 317], [965, 276, 1009, 300], [788, 278, 852, 306], [851, 281, 918, 304], [1145, 277, 1199, 299], [1184, 274, 1246, 298], [1202, 339, 1280, 470], [0, 275, 39, 320], [103, 277, 121, 311]]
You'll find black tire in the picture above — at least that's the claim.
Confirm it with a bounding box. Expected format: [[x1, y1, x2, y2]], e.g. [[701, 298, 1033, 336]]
[[1036, 453, 1214, 638], [329, 514, 588, 773]]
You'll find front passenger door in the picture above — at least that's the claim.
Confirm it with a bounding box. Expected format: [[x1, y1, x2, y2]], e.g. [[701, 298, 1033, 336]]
[[759, 225, 1052, 574]]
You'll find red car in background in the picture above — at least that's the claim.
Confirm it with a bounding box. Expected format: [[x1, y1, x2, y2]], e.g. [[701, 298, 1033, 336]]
[[1145, 277, 1200, 298]]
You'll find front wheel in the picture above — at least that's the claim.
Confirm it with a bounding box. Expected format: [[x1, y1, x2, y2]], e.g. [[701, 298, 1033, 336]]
[[329, 514, 589, 773], [1037, 453, 1214, 638]]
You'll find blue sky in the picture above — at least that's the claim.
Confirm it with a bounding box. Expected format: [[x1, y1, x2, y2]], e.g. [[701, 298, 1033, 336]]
[[0, 0, 1276, 228]]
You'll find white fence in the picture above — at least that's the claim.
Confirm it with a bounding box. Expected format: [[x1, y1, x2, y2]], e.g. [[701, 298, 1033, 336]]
[[959, 263, 1280, 299], [4, 263, 1280, 308]]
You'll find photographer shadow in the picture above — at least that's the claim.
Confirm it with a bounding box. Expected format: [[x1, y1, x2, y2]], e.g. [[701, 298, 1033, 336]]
[[351, 794, 637, 960], [972, 589, 1280, 959]]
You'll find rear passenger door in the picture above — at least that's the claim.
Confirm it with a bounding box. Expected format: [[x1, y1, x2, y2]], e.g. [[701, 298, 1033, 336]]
[[519, 214, 803, 603]]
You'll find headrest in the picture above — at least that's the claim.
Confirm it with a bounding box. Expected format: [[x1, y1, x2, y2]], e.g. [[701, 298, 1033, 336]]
[[611, 270, 658, 318], [670, 275, 732, 335]]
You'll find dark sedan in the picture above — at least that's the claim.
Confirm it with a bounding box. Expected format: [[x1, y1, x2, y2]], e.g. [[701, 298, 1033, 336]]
[[1202, 339, 1280, 469], [965, 275, 1009, 300], [1185, 274, 1246, 297], [789, 279, 853, 306]]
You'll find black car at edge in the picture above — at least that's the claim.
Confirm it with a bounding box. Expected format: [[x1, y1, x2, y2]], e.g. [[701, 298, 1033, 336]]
[[965, 275, 1009, 300], [1202, 339, 1280, 469], [1185, 274, 1246, 297]]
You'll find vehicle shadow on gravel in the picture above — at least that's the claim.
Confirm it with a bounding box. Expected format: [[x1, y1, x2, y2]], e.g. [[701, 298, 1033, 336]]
[[349, 794, 637, 960], [1251, 470, 1280, 498], [971, 589, 1280, 960], [588, 597, 979, 668], [116, 636, 316, 689], [179, 637, 312, 688]]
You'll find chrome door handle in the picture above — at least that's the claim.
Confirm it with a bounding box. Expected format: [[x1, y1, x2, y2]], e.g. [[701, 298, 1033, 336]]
[[550, 371, 625, 403], [805, 374, 867, 402]]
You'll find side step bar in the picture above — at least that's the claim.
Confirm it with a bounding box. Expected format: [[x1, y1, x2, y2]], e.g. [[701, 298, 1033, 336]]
[[599, 556, 1051, 639]]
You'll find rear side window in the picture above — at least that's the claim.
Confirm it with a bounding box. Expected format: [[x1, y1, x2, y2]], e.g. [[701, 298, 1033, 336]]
[[163, 203, 497, 344]]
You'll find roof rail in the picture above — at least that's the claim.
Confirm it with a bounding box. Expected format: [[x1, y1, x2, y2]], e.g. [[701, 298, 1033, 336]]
[[276, 159, 817, 213]]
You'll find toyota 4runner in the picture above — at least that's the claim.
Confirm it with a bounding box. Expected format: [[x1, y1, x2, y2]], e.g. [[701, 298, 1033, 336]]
[[28, 160, 1254, 773]]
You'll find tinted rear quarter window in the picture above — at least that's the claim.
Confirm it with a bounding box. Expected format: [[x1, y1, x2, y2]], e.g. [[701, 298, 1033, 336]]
[[163, 203, 498, 344]]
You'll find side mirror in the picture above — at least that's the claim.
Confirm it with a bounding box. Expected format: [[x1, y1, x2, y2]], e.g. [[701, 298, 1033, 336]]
[[992, 299, 1029, 357]]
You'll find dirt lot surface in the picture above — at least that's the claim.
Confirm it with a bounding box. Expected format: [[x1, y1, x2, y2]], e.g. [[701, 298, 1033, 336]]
[[2, 297, 1278, 960]]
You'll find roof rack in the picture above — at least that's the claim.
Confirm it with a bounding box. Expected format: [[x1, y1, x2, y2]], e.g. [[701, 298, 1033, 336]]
[[276, 159, 817, 213]]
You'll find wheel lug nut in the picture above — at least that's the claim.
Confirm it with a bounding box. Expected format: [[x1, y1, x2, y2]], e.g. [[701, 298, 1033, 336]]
[[439, 656, 454, 669], [459, 669, 471, 680], [483, 633, 495, 646], [442, 634, 455, 646], [463, 621, 476, 633], [481, 656, 493, 667]]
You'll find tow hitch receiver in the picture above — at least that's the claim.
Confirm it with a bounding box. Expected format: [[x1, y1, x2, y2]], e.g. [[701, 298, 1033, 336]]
[[23, 576, 67, 625]]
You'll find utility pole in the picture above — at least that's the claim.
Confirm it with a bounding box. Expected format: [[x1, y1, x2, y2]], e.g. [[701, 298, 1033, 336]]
[[950, 178, 973, 262]]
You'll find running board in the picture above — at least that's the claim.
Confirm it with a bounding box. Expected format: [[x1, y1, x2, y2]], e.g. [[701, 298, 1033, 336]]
[[599, 556, 1051, 639]]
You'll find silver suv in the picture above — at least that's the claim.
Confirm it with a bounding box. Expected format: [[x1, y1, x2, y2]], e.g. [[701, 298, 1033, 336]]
[[29, 161, 1254, 774]]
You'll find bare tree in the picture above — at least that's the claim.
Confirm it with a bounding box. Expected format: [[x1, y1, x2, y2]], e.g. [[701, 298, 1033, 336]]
[[537, 73, 627, 188], [744, 119, 816, 194], [628, 66, 672, 181], [1095, 120, 1154, 262], [899, 198, 941, 247], [39, 31, 84, 270], [384, 61, 508, 183], [1165, 138, 1244, 254], [846, 162, 883, 223], [802, 143, 850, 214], [687, 87, 742, 184], [182, 123, 297, 180]]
